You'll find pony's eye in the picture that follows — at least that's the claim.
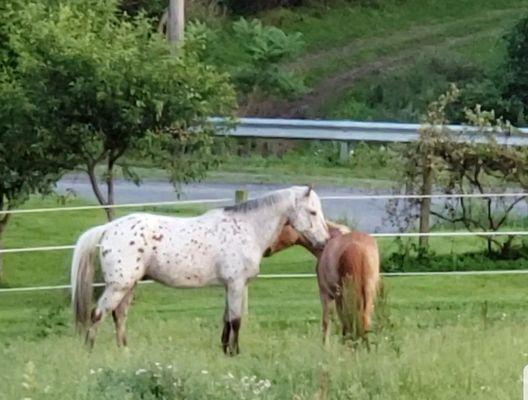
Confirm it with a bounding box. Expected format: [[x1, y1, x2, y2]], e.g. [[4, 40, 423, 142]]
[[310, 210, 317, 216]]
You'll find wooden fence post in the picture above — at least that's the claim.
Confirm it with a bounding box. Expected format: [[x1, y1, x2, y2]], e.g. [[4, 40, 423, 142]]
[[235, 189, 249, 315], [339, 141, 349, 164]]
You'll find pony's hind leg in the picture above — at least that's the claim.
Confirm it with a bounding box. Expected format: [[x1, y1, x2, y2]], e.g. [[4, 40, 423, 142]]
[[221, 298, 231, 354], [320, 293, 332, 346], [86, 282, 135, 349], [223, 280, 245, 356], [112, 285, 136, 347]]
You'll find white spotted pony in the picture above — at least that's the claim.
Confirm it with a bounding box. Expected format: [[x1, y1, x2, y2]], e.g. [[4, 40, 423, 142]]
[[71, 186, 329, 355]]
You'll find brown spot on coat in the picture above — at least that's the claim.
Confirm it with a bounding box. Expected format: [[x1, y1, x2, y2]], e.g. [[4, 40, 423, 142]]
[[129, 241, 135, 245], [152, 234, 164, 241], [138, 248, 144, 253]]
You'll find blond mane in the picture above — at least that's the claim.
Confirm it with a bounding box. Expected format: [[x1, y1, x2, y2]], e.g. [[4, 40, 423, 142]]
[[326, 220, 351, 235]]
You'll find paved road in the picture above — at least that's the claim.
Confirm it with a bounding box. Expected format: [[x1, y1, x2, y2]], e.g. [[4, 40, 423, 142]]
[[56, 176, 397, 232], [56, 175, 527, 233]]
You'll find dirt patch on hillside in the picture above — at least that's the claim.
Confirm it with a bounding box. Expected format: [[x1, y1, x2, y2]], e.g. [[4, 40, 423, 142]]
[[243, 28, 501, 118]]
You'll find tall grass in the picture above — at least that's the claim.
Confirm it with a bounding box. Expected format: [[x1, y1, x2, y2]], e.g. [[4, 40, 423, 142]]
[[2, 276, 528, 398]]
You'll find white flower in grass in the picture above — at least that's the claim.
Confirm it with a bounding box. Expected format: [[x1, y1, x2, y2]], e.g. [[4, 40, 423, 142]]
[[89, 369, 96, 375], [201, 369, 209, 375], [135, 368, 148, 376]]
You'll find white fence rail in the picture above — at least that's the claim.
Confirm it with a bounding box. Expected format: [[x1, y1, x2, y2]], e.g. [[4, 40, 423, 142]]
[[2, 192, 527, 215], [3, 270, 528, 294], [2, 191, 528, 294], [2, 230, 528, 255]]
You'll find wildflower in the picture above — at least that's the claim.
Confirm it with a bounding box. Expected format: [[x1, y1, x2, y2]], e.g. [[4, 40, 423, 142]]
[[201, 370, 209, 375], [135, 369, 147, 376], [89, 369, 96, 375]]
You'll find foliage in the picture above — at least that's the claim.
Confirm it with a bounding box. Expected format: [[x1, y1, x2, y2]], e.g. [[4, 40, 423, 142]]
[[0, 1, 75, 278], [390, 85, 528, 257], [230, 18, 305, 101], [331, 55, 483, 122], [502, 14, 528, 125], [11, 0, 235, 219], [219, 0, 304, 14]]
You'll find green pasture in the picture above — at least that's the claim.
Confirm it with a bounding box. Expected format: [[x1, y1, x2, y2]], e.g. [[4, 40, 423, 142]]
[[1, 274, 528, 399], [0, 196, 528, 398]]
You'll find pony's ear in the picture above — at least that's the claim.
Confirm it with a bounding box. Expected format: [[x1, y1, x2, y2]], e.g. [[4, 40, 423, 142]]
[[305, 184, 314, 197]]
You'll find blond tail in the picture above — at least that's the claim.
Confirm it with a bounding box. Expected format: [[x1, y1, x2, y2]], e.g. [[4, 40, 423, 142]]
[[71, 225, 106, 331]]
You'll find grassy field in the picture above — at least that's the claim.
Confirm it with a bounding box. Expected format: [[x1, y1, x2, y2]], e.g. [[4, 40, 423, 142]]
[[1, 197, 528, 398], [2, 195, 528, 288], [2, 274, 528, 399]]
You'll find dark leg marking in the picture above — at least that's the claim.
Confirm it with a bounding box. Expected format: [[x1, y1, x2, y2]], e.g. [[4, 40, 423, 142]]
[[221, 320, 231, 354], [230, 318, 241, 355]]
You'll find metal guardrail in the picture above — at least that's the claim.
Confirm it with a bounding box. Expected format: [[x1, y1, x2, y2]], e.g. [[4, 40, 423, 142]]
[[211, 117, 528, 145]]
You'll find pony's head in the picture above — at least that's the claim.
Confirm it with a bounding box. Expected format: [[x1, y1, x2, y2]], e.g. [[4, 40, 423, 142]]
[[287, 186, 329, 250], [266, 224, 300, 256]]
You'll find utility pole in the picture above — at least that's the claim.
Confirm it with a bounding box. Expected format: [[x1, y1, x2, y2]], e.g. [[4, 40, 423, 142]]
[[168, 0, 184, 44]]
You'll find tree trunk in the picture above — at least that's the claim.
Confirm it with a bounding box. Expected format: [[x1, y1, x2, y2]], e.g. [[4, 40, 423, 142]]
[[106, 156, 116, 221], [419, 160, 433, 249], [0, 232, 3, 283], [0, 215, 10, 284], [87, 163, 114, 221]]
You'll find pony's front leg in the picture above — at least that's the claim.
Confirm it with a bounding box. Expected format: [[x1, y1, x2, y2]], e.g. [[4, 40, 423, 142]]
[[112, 285, 136, 347], [223, 280, 246, 356]]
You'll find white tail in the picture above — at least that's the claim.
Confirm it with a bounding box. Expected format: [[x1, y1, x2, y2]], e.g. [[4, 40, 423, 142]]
[[71, 225, 106, 331]]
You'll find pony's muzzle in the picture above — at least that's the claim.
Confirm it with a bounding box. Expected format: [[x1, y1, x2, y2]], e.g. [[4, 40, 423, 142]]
[[313, 239, 327, 251]]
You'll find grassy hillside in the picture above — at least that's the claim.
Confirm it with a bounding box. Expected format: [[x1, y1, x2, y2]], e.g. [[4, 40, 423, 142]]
[[228, 0, 528, 119]]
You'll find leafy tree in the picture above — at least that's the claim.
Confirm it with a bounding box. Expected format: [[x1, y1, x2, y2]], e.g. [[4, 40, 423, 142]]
[[0, 73, 67, 281], [0, 1, 71, 281], [390, 85, 528, 257], [12, 1, 235, 220], [230, 18, 305, 106], [502, 15, 528, 125]]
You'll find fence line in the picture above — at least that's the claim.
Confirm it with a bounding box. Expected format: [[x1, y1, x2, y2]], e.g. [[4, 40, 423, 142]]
[[3, 230, 528, 255], [0, 198, 232, 215], [2, 192, 527, 215], [3, 269, 528, 294]]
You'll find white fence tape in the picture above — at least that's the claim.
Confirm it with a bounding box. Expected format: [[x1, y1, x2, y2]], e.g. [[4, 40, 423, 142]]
[[3, 230, 528, 255], [2, 192, 527, 215], [2, 270, 528, 293], [0, 198, 232, 215], [1, 192, 527, 294]]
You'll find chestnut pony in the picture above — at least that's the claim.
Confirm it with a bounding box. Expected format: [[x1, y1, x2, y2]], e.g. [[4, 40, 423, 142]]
[[266, 221, 380, 343]]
